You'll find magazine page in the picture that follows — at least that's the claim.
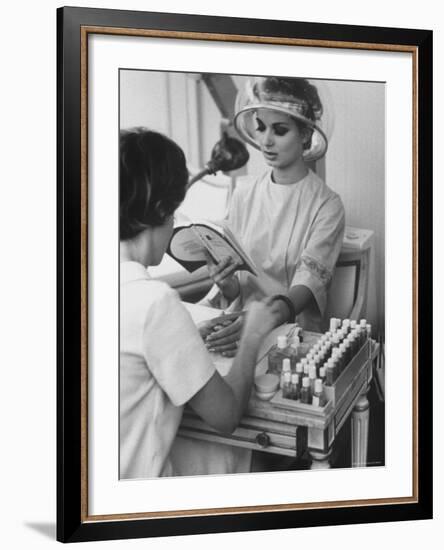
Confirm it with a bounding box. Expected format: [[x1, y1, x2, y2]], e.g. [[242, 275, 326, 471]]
[[168, 218, 257, 274]]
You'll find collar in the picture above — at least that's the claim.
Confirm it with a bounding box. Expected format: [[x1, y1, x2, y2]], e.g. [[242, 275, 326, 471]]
[[120, 261, 151, 285], [268, 168, 313, 187]]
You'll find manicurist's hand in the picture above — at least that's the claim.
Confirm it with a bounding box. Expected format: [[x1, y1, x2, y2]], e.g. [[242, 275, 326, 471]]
[[189, 299, 280, 433], [205, 251, 240, 302]]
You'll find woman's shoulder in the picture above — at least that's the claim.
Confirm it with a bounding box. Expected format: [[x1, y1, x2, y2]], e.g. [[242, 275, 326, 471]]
[[125, 274, 182, 311], [145, 277, 181, 303], [306, 170, 343, 204]]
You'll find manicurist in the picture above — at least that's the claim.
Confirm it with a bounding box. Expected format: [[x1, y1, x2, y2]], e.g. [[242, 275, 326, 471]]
[[119, 128, 278, 479]]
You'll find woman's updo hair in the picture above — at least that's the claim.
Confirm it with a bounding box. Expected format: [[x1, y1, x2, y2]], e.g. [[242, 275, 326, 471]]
[[120, 128, 188, 240], [252, 77, 323, 150], [254, 77, 322, 120]]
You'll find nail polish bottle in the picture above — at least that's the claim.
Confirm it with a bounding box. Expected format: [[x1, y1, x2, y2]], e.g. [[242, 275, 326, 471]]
[[282, 371, 292, 399], [300, 376, 312, 404], [290, 373, 300, 400], [312, 379, 327, 407], [280, 358, 291, 389]]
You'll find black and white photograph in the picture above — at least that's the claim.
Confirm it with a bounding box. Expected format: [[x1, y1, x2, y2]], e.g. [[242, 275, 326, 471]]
[[1, 0, 438, 546], [54, 6, 432, 544], [119, 69, 386, 480]]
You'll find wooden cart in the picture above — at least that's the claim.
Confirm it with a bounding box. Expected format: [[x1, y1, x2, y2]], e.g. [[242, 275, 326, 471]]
[[179, 335, 379, 469]]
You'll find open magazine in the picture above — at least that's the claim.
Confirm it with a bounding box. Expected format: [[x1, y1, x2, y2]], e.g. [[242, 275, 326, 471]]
[[167, 218, 258, 275]]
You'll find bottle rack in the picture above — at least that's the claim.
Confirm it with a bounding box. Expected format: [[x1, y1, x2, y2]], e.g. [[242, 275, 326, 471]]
[[270, 339, 373, 416]]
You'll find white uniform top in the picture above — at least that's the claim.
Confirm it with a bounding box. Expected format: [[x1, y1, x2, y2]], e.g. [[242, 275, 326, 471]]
[[120, 261, 215, 479], [228, 169, 345, 331]]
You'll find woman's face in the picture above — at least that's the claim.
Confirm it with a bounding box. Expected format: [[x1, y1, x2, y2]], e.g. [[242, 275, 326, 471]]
[[254, 109, 308, 171]]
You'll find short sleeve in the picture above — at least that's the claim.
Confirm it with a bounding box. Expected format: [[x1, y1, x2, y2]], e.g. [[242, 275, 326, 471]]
[[141, 285, 215, 407], [291, 195, 345, 315]]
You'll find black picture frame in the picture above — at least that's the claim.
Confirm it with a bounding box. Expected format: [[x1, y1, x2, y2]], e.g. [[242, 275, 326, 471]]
[[57, 5, 433, 543]]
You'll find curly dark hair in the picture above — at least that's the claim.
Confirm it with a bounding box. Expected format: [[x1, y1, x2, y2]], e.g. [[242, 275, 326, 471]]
[[119, 128, 188, 240]]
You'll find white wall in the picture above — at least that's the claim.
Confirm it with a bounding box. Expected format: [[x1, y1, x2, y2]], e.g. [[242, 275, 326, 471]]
[[1, 1, 441, 550], [327, 81, 385, 334]]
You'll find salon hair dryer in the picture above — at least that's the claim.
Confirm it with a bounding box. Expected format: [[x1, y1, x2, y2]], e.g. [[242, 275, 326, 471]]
[[187, 132, 249, 189]]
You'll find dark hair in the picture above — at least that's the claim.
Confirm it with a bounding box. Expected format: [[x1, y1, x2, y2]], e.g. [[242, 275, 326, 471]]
[[254, 77, 323, 150], [119, 128, 188, 240]]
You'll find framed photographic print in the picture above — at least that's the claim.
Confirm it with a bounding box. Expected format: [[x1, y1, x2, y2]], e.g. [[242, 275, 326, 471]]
[[57, 6, 432, 543]]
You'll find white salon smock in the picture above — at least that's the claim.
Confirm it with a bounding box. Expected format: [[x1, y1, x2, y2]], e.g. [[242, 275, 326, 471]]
[[120, 261, 216, 480], [228, 169, 345, 331]]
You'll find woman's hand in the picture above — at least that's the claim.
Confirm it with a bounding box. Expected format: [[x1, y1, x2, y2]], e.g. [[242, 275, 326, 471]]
[[203, 314, 244, 357], [203, 299, 280, 357], [205, 252, 240, 302]]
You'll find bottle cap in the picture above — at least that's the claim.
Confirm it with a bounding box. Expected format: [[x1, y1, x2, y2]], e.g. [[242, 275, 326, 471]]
[[309, 365, 317, 379], [282, 358, 291, 372], [319, 366, 326, 378], [366, 324, 372, 336], [314, 379, 323, 393], [302, 376, 310, 388], [350, 320, 357, 328], [291, 373, 299, 384], [360, 319, 367, 327], [277, 335, 288, 349], [283, 371, 291, 383], [296, 362, 303, 374]]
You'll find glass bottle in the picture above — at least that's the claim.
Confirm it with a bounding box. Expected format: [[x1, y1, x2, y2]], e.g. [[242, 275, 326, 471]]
[[290, 373, 300, 400], [300, 376, 312, 404], [280, 358, 291, 389], [295, 361, 304, 378], [308, 365, 317, 392], [268, 335, 293, 375], [325, 358, 336, 386], [312, 379, 327, 407], [282, 371, 292, 399], [366, 323, 372, 338], [289, 335, 305, 368]]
